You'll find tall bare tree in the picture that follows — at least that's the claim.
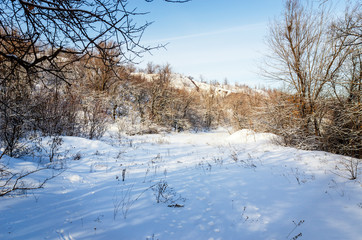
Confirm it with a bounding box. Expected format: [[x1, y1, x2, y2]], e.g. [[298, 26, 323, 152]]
[[263, 0, 351, 137], [262, 0, 361, 157]]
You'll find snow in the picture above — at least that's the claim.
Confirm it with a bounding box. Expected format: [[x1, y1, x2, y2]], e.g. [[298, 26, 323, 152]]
[[132, 72, 267, 97], [1, 128, 361, 240]]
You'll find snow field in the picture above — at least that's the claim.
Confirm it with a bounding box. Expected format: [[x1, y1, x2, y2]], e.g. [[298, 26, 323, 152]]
[[0, 129, 361, 239]]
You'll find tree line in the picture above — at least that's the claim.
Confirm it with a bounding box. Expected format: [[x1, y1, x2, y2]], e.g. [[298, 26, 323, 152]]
[[0, 0, 360, 160]]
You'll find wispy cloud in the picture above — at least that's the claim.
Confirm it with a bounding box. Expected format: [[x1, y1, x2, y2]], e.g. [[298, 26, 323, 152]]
[[144, 22, 266, 44]]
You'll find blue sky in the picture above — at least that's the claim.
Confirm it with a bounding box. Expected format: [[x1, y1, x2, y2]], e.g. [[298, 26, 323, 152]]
[[129, 0, 286, 87]]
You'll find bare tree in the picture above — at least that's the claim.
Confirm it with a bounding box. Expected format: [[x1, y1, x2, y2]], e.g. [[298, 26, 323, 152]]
[[263, 0, 351, 137], [148, 64, 172, 124], [0, 0, 190, 83], [261, 0, 361, 157], [146, 62, 160, 74]]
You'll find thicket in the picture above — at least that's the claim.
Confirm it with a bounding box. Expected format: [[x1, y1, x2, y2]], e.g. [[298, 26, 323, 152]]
[[0, 0, 192, 196], [0, 0, 360, 161], [261, 0, 361, 159], [0, 50, 221, 157], [1, 50, 360, 159]]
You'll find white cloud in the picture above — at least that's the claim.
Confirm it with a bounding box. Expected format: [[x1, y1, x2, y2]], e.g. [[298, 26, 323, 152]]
[[144, 22, 266, 44]]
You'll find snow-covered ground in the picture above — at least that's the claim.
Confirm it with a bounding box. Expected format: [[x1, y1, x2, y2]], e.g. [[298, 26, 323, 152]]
[[132, 72, 265, 97], [1, 128, 361, 240]]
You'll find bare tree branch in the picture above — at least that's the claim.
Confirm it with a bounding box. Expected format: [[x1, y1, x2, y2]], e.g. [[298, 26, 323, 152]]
[[0, 167, 64, 197]]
